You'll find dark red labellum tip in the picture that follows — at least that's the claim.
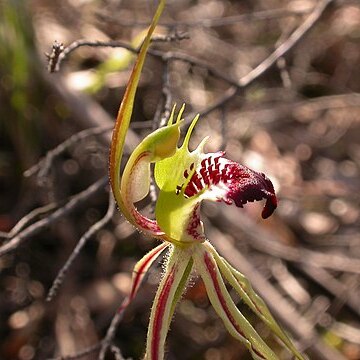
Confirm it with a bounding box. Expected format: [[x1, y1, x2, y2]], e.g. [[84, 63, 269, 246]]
[[262, 194, 278, 219]]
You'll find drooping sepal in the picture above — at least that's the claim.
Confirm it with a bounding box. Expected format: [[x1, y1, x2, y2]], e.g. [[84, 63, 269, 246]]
[[204, 241, 305, 360], [109, 0, 167, 235], [129, 243, 169, 300], [145, 246, 193, 360], [193, 245, 278, 360], [117, 243, 169, 317]]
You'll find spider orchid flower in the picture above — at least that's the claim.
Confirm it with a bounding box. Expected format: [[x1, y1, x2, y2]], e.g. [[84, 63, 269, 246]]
[[109, 1, 305, 360]]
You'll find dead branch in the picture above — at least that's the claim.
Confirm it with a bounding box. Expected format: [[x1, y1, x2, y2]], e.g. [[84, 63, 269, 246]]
[[98, 7, 311, 29], [0, 177, 107, 257], [24, 126, 113, 180], [46, 192, 116, 301]]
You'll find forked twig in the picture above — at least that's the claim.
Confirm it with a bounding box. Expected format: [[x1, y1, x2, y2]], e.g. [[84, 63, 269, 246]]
[[47, 32, 188, 73]]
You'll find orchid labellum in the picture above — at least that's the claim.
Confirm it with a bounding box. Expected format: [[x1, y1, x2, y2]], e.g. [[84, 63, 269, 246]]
[[109, 1, 305, 359]]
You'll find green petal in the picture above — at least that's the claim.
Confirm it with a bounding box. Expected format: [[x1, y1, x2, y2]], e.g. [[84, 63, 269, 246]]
[[155, 112, 206, 243]]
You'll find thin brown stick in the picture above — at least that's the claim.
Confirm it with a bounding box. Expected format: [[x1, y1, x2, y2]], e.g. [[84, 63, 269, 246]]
[[182, 0, 334, 121], [0, 202, 57, 240], [47, 342, 101, 360], [98, 7, 311, 29], [207, 204, 360, 274], [0, 177, 107, 257], [48, 32, 188, 73], [48, 0, 333, 96], [24, 126, 113, 179], [46, 192, 116, 301], [299, 265, 360, 317], [157, 60, 172, 129], [239, 0, 334, 88]]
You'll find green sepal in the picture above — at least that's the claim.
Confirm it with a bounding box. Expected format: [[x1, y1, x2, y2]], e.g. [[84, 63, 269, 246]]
[[169, 257, 193, 323], [193, 244, 279, 360], [109, 0, 165, 219], [145, 245, 193, 360], [205, 241, 305, 360]]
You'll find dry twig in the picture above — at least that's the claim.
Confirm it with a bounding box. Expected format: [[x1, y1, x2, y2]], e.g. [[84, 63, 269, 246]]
[[0, 177, 107, 256], [46, 192, 116, 301]]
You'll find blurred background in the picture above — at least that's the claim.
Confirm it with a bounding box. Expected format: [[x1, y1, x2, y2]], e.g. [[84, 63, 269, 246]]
[[0, 0, 360, 359]]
